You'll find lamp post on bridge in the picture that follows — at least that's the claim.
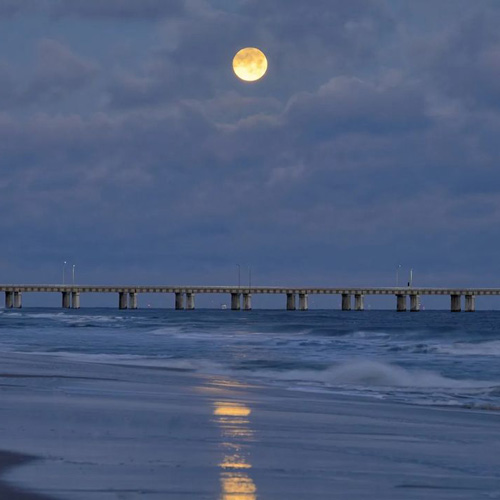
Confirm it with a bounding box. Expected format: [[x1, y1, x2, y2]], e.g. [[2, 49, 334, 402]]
[[72, 264, 76, 285], [62, 261, 67, 285], [396, 264, 401, 287], [236, 264, 241, 289]]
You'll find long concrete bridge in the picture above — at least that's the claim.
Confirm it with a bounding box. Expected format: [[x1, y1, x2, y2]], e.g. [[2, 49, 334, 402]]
[[0, 285, 498, 311]]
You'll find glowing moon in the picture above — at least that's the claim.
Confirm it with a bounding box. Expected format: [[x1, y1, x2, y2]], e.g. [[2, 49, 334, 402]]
[[232, 47, 268, 82]]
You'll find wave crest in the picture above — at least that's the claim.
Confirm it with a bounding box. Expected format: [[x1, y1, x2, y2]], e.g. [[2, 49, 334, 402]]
[[266, 360, 493, 389]]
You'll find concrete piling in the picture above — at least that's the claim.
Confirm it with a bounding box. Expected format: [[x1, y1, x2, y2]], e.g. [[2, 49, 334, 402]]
[[286, 293, 296, 311], [451, 294, 461, 312], [299, 293, 308, 311], [410, 295, 420, 312], [175, 292, 184, 310], [186, 293, 195, 310], [243, 293, 252, 311], [62, 291, 71, 309], [354, 294, 364, 311], [396, 294, 407, 312], [342, 294, 351, 311], [5, 291, 13, 309], [465, 295, 475, 312], [231, 293, 241, 311], [128, 292, 138, 310], [119, 292, 128, 310], [71, 292, 80, 309], [13, 292, 22, 309]]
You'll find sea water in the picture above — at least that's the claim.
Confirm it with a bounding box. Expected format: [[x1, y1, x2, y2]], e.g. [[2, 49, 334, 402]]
[[0, 308, 499, 410]]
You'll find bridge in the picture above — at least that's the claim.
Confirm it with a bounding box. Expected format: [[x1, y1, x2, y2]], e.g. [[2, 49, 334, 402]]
[[1, 285, 499, 311]]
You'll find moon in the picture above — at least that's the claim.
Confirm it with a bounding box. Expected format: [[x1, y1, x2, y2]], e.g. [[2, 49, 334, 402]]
[[232, 47, 268, 82]]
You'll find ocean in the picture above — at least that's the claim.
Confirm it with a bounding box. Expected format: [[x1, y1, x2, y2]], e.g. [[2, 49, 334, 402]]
[[1, 308, 499, 411]]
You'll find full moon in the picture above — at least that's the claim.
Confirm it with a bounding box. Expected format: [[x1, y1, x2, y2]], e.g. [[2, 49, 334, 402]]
[[232, 47, 268, 82]]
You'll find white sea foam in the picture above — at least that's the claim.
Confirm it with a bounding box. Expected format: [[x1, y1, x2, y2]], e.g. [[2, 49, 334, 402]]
[[259, 360, 495, 390], [436, 340, 500, 356], [151, 326, 196, 337], [1, 311, 131, 324], [348, 331, 391, 339], [15, 349, 494, 391], [19, 350, 226, 373]]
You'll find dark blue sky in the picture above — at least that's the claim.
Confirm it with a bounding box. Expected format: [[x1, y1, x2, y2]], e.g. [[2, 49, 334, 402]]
[[1, 0, 500, 307]]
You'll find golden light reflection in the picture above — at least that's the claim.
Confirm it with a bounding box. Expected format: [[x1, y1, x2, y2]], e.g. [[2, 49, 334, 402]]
[[211, 379, 253, 389], [214, 400, 257, 500], [218, 417, 250, 425], [214, 403, 251, 417], [220, 454, 252, 470], [232, 47, 268, 82], [195, 379, 255, 397], [221, 473, 257, 500], [223, 429, 254, 440]]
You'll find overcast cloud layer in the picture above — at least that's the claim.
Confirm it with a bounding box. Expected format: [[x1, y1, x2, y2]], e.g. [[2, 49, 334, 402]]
[[1, 0, 500, 306]]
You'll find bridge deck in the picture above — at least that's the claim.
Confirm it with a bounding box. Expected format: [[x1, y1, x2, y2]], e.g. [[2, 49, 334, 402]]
[[0, 285, 499, 295]]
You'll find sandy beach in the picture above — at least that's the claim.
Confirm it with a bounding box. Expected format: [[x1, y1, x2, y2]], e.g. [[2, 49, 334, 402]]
[[0, 351, 496, 499]]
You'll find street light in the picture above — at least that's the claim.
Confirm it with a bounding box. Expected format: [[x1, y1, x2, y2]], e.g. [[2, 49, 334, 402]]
[[396, 264, 401, 287], [409, 269, 413, 287], [248, 266, 252, 289], [236, 264, 241, 288], [62, 261, 67, 285], [72, 264, 76, 285]]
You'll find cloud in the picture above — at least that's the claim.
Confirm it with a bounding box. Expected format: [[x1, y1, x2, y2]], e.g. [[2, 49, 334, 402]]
[[51, 0, 185, 20], [0, 62, 16, 105], [242, 0, 395, 70], [0, 39, 99, 107], [284, 76, 429, 138], [0, 0, 40, 17], [421, 10, 500, 107], [1, 1, 500, 286], [0, 0, 186, 20], [23, 39, 99, 103], [105, 9, 255, 109], [104, 0, 395, 111]]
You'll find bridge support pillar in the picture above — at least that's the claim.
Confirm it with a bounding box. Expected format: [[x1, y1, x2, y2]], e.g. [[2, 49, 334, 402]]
[[13, 292, 22, 309], [299, 293, 308, 311], [175, 292, 184, 310], [341, 294, 351, 311], [5, 291, 13, 309], [243, 293, 252, 311], [410, 295, 420, 312], [465, 295, 475, 312], [62, 291, 71, 309], [129, 293, 138, 310], [451, 294, 461, 312], [71, 292, 80, 309], [119, 292, 128, 310], [286, 293, 296, 311], [186, 293, 195, 310], [396, 294, 407, 312], [354, 294, 364, 311], [231, 293, 241, 311]]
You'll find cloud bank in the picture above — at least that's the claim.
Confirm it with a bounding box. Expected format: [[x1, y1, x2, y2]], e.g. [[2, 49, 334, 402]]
[[0, 0, 499, 299]]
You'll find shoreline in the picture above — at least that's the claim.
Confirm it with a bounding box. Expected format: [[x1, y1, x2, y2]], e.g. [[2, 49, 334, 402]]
[[0, 352, 498, 499]]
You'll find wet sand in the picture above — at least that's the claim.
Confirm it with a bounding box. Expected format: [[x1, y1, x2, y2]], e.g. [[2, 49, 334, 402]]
[[0, 451, 53, 499], [0, 352, 498, 499]]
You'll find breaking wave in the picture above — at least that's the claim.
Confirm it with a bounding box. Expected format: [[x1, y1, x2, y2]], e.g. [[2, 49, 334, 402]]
[[256, 360, 494, 389]]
